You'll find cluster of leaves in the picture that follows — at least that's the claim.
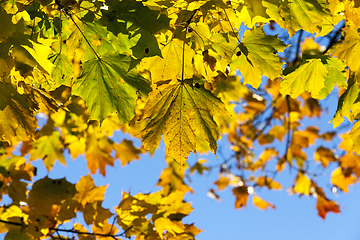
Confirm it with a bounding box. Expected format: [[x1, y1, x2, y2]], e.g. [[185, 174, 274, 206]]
[[1, 0, 360, 238]]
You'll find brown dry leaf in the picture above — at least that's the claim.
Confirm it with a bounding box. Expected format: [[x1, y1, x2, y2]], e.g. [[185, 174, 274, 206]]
[[232, 186, 248, 209], [253, 196, 275, 210], [331, 167, 358, 192], [314, 146, 337, 168]]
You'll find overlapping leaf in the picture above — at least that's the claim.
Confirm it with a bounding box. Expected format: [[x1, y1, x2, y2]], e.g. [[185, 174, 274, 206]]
[[72, 52, 151, 123], [230, 27, 286, 88], [0, 82, 38, 144], [280, 56, 346, 99], [140, 80, 227, 162]]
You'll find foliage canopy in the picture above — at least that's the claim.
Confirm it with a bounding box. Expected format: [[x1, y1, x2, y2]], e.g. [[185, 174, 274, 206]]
[[1, 0, 360, 239]]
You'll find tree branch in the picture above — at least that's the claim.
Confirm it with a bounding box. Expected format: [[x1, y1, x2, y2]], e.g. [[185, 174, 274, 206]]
[[0, 219, 133, 239]]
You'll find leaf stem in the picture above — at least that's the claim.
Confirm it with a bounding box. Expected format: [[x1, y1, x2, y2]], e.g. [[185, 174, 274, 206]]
[[56, 0, 100, 60]]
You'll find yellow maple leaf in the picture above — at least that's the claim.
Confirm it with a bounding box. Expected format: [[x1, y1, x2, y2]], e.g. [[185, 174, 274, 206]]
[[331, 167, 358, 192], [253, 196, 275, 210], [293, 173, 311, 195], [73, 174, 107, 207], [140, 80, 227, 163]]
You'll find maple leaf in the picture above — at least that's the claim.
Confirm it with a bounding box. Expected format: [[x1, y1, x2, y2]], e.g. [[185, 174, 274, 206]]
[[314, 184, 340, 219], [73, 174, 107, 207], [29, 131, 65, 171], [278, 0, 327, 36], [214, 175, 230, 191], [85, 127, 115, 176], [114, 139, 143, 166], [140, 38, 195, 83], [314, 146, 337, 168], [48, 53, 73, 89], [0, 82, 38, 144], [72, 52, 151, 124], [333, 25, 360, 72], [83, 201, 112, 226], [350, 120, 360, 155], [331, 167, 358, 192], [140, 80, 227, 162], [230, 27, 286, 89], [232, 186, 249, 209], [28, 177, 76, 216], [253, 196, 275, 210], [331, 77, 360, 127], [292, 173, 311, 195]]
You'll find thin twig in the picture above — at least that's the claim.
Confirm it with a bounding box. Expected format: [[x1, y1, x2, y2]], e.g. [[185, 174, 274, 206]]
[[322, 21, 345, 55]]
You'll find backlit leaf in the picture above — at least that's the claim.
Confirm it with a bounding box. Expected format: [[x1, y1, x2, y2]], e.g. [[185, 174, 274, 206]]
[[253, 196, 275, 210], [333, 25, 360, 72], [316, 196, 340, 219], [140, 38, 195, 83], [331, 167, 357, 192], [73, 174, 107, 207], [140, 80, 227, 162], [114, 139, 143, 166], [233, 186, 248, 209], [231, 27, 286, 89], [29, 131, 65, 171], [72, 53, 151, 124], [0, 82, 38, 144], [293, 173, 311, 195], [314, 146, 337, 168]]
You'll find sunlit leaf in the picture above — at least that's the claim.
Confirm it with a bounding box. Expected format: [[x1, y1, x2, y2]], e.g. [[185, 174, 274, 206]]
[[253, 196, 275, 210], [331, 167, 357, 192], [72, 52, 151, 123], [140, 80, 227, 163]]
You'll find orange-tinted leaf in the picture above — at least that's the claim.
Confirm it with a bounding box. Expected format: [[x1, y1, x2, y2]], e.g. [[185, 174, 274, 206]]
[[232, 186, 248, 209], [316, 196, 340, 219], [214, 175, 229, 191], [331, 167, 357, 192], [339, 153, 360, 177], [256, 176, 282, 190], [253, 196, 275, 210], [85, 127, 114, 176]]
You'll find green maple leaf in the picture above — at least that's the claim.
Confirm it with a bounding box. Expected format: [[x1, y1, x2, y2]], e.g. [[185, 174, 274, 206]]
[[72, 52, 151, 124], [230, 27, 286, 89], [48, 53, 73, 88], [100, 0, 168, 59], [140, 80, 227, 162], [281, 56, 346, 99], [0, 82, 38, 144]]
